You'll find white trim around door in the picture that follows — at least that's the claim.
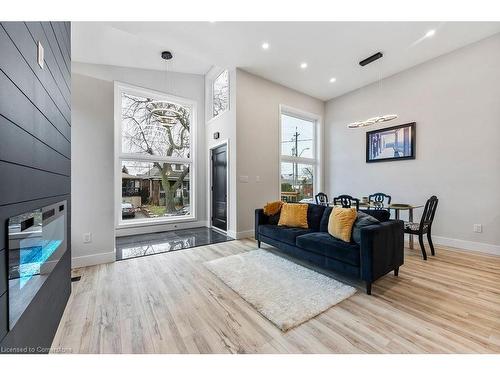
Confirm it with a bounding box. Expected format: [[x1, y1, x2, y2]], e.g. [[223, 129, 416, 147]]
[[207, 139, 230, 235]]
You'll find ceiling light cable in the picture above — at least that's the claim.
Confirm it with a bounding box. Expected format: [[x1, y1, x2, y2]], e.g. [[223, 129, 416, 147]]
[[146, 51, 178, 128], [347, 52, 398, 129]]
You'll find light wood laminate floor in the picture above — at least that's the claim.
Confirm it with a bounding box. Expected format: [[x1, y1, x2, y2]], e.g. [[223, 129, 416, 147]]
[[52, 239, 500, 353]]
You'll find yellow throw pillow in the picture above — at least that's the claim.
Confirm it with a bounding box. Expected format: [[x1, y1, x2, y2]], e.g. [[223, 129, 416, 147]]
[[278, 203, 308, 229], [263, 201, 283, 216], [328, 207, 357, 242]]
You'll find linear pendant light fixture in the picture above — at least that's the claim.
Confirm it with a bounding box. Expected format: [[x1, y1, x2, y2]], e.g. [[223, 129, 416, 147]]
[[347, 114, 398, 129], [347, 52, 398, 129]]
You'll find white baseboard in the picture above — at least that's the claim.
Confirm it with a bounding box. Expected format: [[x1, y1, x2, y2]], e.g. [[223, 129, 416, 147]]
[[231, 230, 254, 240], [431, 235, 500, 256], [116, 220, 208, 237], [210, 226, 227, 236], [72, 251, 115, 268]]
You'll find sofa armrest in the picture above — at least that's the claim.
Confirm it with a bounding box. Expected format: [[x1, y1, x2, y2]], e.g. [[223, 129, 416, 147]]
[[255, 209, 268, 240], [359, 220, 404, 283]]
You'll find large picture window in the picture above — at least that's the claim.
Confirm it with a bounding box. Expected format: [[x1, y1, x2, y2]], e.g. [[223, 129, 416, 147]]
[[115, 83, 196, 226], [280, 110, 318, 203]]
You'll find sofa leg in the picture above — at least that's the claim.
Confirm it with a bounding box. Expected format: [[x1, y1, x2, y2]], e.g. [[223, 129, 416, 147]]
[[366, 282, 372, 295], [394, 267, 399, 276], [257, 240, 261, 248]]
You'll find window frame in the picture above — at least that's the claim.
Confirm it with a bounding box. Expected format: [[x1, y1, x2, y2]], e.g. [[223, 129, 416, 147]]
[[211, 69, 230, 120], [114, 81, 197, 229], [278, 105, 322, 202]]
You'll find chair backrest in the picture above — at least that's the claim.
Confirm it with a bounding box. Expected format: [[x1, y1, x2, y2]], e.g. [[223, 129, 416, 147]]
[[315, 192, 329, 206], [368, 192, 392, 209], [419, 196, 438, 229], [333, 194, 360, 210]]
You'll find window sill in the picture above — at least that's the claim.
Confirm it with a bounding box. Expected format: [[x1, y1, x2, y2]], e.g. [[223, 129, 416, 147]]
[[117, 215, 197, 230], [207, 109, 230, 125]]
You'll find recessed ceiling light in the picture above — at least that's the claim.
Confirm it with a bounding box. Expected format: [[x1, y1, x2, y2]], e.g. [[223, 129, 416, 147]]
[[300, 62, 308, 69], [329, 77, 337, 83], [425, 29, 436, 38], [262, 42, 270, 50]]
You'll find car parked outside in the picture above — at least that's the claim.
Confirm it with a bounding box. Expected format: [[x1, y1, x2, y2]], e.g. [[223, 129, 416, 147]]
[[122, 202, 135, 219]]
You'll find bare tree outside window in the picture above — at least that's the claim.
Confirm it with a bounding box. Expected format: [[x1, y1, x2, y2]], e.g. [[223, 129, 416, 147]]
[[213, 70, 229, 117], [121, 93, 192, 219]]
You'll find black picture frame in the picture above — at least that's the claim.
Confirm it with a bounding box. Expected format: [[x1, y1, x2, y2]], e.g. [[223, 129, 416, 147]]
[[366, 122, 416, 163]]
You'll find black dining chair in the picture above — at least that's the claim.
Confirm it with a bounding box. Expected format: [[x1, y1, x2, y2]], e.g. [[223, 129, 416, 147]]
[[315, 192, 329, 206], [404, 196, 438, 260], [368, 192, 392, 209], [333, 194, 360, 210]]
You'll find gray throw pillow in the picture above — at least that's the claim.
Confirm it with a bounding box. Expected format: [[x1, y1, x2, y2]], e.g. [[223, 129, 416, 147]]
[[352, 211, 380, 244]]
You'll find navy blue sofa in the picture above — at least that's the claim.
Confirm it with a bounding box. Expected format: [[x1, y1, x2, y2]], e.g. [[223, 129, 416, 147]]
[[255, 204, 404, 294]]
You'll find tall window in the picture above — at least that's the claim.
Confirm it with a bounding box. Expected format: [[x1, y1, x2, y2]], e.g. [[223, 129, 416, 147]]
[[115, 83, 195, 225], [212, 70, 229, 117], [280, 110, 318, 203]]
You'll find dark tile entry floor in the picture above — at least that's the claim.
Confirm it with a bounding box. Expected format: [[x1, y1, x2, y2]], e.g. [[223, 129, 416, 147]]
[[116, 227, 233, 261]]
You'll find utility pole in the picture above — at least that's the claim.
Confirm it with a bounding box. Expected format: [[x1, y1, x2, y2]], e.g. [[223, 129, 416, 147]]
[[292, 127, 299, 190]]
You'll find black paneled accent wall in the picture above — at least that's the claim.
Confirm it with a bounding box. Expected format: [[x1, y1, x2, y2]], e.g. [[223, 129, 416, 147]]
[[0, 22, 71, 352]]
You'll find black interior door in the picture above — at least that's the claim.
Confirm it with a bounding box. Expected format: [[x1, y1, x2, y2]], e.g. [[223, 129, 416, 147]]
[[211, 144, 227, 231]]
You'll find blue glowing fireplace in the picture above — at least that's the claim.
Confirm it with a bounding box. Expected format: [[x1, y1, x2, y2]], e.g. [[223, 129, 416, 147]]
[[7, 201, 67, 329]]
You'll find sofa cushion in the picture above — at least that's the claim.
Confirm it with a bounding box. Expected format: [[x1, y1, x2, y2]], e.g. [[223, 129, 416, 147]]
[[296, 232, 360, 266], [263, 201, 283, 216], [320, 207, 390, 232], [328, 207, 357, 242], [319, 207, 333, 232], [359, 209, 390, 222], [259, 225, 314, 246], [307, 204, 326, 231], [268, 212, 281, 225], [278, 203, 309, 228], [352, 211, 380, 244]]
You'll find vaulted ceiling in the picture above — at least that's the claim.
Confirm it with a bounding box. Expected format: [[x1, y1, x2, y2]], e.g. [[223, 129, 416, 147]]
[[72, 22, 500, 100]]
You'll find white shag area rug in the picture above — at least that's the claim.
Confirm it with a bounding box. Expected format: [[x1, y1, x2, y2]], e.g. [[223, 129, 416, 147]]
[[204, 249, 356, 331]]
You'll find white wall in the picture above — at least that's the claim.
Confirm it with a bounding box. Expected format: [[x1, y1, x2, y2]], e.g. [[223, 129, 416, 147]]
[[325, 33, 500, 254], [71, 72, 115, 267], [71, 62, 206, 267], [235, 69, 325, 236]]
